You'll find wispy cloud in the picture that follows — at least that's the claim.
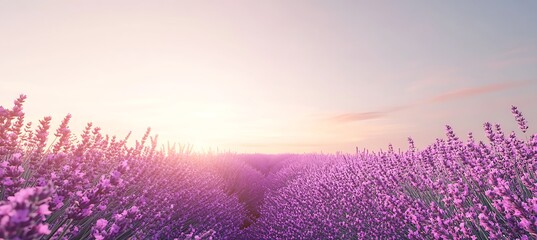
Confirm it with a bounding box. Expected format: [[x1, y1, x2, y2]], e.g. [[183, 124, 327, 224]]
[[485, 45, 537, 69], [331, 112, 385, 123], [487, 56, 537, 69], [328, 80, 530, 124], [502, 45, 535, 56], [329, 105, 412, 123], [428, 81, 529, 103], [405, 67, 462, 92]]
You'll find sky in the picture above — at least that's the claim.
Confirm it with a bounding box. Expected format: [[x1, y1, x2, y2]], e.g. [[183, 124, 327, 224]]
[[1, 1, 536, 153]]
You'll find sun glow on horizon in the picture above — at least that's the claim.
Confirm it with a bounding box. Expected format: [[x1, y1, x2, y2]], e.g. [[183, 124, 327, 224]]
[[1, 1, 536, 153]]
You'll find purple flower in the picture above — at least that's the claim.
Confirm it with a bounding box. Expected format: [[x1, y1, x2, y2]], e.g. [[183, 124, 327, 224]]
[[0, 185, 53, 239], [96, 218, 108, 229]]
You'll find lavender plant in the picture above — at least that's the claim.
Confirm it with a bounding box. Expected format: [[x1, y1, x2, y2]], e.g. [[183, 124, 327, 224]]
[[248, 110, 537, 239], [0, 95, 246, 239]]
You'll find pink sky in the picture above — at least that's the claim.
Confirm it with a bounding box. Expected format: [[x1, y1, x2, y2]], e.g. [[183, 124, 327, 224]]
[[1, 1, 536, 153]]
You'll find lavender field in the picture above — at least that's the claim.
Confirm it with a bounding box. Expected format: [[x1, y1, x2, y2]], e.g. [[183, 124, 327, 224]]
[[1, 95, 536, 240], [3, 1, 537, 239]]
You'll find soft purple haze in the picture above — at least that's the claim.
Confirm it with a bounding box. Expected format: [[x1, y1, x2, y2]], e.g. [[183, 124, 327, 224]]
[[1, 1, 536, 153]]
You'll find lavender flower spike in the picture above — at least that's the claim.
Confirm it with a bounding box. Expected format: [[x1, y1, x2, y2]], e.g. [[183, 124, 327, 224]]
[[512, 105, 529, 133]]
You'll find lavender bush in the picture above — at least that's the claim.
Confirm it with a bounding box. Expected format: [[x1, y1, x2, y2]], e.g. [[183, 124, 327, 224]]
[[1, 94, 536, 239], [248, 115, 537, 239], [1, 95, 246, 239]]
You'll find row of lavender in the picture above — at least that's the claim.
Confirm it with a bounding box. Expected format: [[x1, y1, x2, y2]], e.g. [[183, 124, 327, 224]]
[[0, 95, 247, 239], [245, 107, 537, 239], [1, 94, 537, 239]]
